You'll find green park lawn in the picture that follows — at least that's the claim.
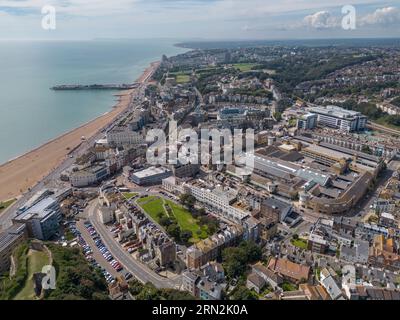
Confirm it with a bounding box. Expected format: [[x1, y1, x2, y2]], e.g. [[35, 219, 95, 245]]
[[176, 74, 190, 84], [137, 196, 208, 243], [122, 192, 138, 200], [166, 200, 209, 241], [232, 63, 258, 72], [14, 249, 50, 300], [170, 71, 191, 84], [137, 196, 165, 221]]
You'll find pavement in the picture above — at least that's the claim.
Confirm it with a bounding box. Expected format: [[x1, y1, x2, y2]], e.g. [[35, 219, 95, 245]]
[[86, 199, 181, 289]]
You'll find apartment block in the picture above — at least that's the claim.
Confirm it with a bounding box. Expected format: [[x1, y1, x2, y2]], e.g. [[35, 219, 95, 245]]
[[13, 196, 62, 241], [309, 105, 367, 132]]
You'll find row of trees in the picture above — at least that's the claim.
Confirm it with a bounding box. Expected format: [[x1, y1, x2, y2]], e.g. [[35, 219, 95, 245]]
[[338, 100, 400, 127]]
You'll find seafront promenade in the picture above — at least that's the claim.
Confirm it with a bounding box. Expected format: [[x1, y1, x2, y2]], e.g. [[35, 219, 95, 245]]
[[0, 61, 159, 204]]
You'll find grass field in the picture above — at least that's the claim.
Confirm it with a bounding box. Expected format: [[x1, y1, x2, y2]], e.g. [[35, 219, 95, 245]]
[[170, 71, 191, 84], [137, 196, 208, 243], [232, 63, 258, 72], [166, 200, 208, 241], [14, 249, 50, 300], [122, 192, 138, 200], [195, 66, 219, 74], [176, 74, 190, 84], [0, 198, 16, 214], [290, 238, 308, 250]]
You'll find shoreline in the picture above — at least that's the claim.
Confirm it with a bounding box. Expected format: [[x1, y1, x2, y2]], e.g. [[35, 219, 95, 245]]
[[0, 61, 159, 202], [1, 101, 118, 166]]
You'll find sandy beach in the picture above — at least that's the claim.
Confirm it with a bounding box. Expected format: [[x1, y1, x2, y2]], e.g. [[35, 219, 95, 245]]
[[0, 62, 159, 202]]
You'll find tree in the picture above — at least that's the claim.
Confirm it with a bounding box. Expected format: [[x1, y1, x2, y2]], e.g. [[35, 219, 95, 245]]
[[273, 111, 282, 122], [162, 289, 196, 300], [129, 279, 144, 296], [167, 223, 181, 241], [222, 241, 262, 279], [241, 241, 262, 263], [179, 193, 196, 208], [180, 230, 193, 244], [222, 247, 247, 279], [159, 216, 172, 227], [231, 286, 258, 300], [135, 283, 162, 300]]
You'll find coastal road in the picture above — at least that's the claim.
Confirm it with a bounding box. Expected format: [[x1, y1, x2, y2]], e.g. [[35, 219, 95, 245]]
[[86, 200, 181, 289]]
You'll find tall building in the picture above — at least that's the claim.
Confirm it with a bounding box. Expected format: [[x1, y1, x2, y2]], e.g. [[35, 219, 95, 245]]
[[309, 105, 367, 132], [13, 196, 62, 240]]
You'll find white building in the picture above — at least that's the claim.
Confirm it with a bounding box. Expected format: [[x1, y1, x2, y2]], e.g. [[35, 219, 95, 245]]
[[70, 165, 109, 187], [162, 176, 184, 194], [309, 105, 367, 132], [106, 128, 143, 147], [131, 166, 172, 186], [183, 182, 249, 223], [98, 206, 114, 224]]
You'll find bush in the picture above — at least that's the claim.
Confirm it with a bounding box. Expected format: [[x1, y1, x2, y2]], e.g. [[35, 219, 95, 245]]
[[180, 230, 193, 244], [0, 242, 29, 299], [45, 243, 109, 300], [230, 285, 258, 300], [130, 281, 196, 300]]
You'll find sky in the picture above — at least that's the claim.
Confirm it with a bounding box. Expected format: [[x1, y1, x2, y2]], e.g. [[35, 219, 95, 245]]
[[0, 0, 400, 40]]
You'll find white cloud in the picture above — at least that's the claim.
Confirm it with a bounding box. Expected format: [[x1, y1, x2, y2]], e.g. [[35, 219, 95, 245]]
[[303, 11, 338, 29], [0, 0, 397, 39], [0, 0, 138, 16], [360, 6, 400, 26]]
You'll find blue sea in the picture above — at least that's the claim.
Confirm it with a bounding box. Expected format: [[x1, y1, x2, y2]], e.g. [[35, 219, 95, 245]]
[[0, 39, 186, 164]]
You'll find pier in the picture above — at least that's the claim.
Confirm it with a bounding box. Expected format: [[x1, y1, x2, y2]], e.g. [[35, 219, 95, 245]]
[[50, 83, 140, 90]]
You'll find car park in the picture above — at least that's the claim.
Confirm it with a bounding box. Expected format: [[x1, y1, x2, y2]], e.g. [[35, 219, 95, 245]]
[[124, 273, 133, 280]]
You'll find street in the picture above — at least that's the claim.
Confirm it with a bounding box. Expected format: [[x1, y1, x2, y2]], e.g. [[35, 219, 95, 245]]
[[86, 199, 181, 289]]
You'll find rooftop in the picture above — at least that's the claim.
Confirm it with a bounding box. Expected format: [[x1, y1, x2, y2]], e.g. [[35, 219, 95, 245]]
[[132, 166, 172, 179], [0, 223, 26, 252], [309, 105, 365, 120], [267, 257, 310, 282]]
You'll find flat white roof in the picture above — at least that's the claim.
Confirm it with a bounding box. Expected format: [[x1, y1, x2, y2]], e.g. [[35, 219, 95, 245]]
[[133, 166, 171, 178]]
